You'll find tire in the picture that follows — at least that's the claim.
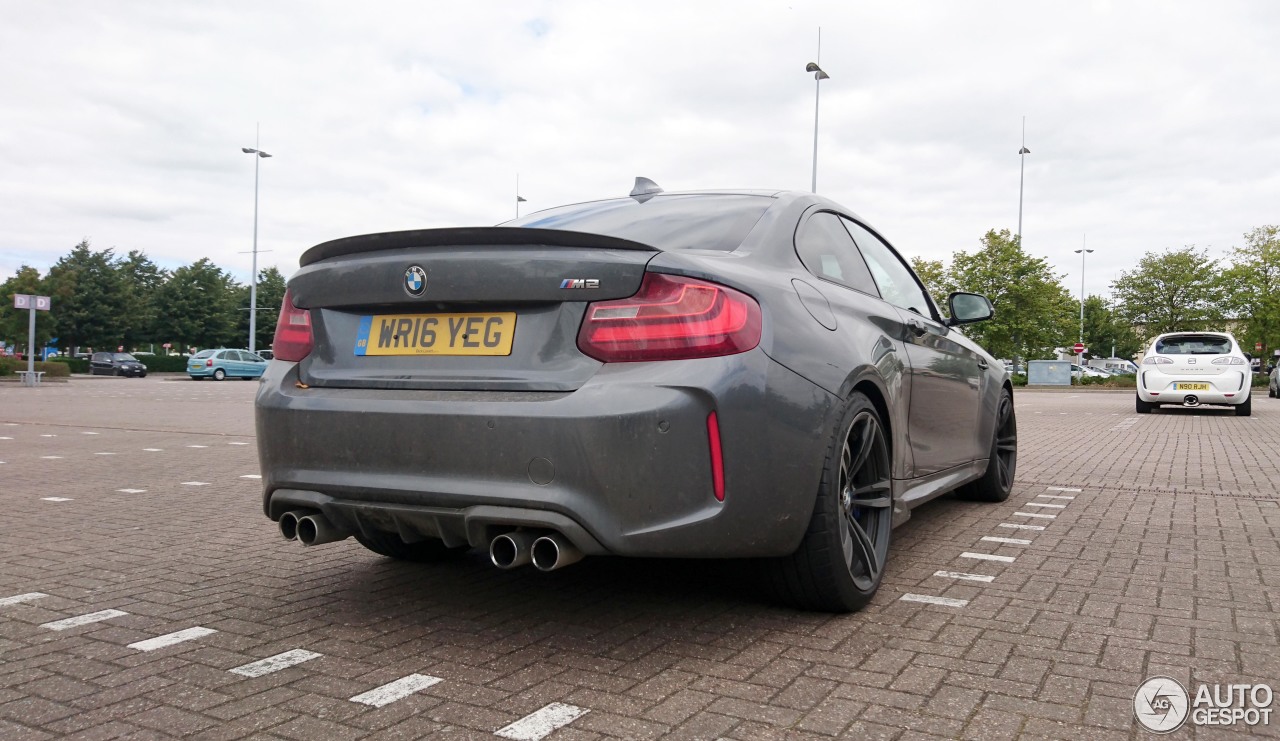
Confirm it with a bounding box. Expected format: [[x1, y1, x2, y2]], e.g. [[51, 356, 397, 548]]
[[764, 392, 893, 613], [1270, 383, 1276, 399], [1237, 395, 1252, 417], [957, 389, 1017, 502], [1136, 395, 1153, 414], [355, 530, 456, 562], [213, 368, 226, 381]]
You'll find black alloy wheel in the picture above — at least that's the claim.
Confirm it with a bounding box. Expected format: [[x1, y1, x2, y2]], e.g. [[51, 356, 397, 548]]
[[767, 392, 893, 612], [958, 389, 1017, 502]]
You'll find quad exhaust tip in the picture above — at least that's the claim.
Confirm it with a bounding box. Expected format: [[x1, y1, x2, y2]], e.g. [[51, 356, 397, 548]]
[[490, 531, 539, 569], [278, 510, 309, 541], [530, 533, 584, 572], [280, 510, 351, 546]]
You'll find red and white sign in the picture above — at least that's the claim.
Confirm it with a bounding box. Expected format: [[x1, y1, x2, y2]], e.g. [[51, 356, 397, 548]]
[[162, 343, 172, 349], [1256, 342, 1263, 351], [1072, 343, 1086, 354], [117, 345, 124, 352]]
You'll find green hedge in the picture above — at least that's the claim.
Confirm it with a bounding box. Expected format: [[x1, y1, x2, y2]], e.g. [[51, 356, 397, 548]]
[[142, 355, 194, 372], [0, 358, 71, 377], [47, 357, 89, 373]]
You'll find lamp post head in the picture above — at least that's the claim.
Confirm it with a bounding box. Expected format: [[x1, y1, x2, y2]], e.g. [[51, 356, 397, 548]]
[[805, 62, 829, 80], [1019, 146, 1031, 155], [242, 148, 272, 158], [1074, 248, 1094, 254]]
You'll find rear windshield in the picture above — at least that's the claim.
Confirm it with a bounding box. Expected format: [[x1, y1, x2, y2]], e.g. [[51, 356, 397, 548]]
[[193, 350, 216, 359], [505, 194, 772, 252], [1155, 335, 1232, 354]]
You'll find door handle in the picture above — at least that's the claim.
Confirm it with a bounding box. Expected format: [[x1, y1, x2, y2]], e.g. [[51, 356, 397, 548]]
[[977, 358, 989, 370], [907, 320, 927, 338]]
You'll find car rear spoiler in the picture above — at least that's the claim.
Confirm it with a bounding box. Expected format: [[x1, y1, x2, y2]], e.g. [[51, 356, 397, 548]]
[[300, 227, 656, 267]]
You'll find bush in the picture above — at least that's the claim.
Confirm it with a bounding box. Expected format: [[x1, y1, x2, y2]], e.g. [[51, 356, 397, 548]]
[[1074, 375, 1137, 388], [0, 358, 71, 377], [47, 357, 89, 374], [145, 355, 194, 372]]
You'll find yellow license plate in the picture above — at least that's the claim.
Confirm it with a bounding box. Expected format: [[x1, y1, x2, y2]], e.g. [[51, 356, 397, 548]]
[[1174, 382, 1209, 391], [355, 312, 516, 356]]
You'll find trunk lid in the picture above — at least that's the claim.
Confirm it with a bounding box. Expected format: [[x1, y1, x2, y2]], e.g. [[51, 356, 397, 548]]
[[287, 228, 658, 391]]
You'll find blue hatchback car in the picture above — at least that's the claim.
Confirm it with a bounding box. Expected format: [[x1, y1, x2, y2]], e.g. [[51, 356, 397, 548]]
[[188, 349, 268, 380]]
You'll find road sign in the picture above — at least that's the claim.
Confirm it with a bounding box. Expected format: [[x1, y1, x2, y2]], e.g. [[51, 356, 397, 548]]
[[1072, 342, 1086, 354], [1256, 342, 1263, 351]]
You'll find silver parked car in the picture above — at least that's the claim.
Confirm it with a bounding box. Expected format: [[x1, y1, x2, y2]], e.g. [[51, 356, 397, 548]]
[[255, 184, 1017, 612]]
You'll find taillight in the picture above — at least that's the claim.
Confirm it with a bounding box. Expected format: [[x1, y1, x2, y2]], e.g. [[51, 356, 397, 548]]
[[1143, 356, 1174, 365], [1211, 356, 1246, 365], [206, 359, 213, 366], [273, 290, 313, 362], [577, 273, 762, 362]]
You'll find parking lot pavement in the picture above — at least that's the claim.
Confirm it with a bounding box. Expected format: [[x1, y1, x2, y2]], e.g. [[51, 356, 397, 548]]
[[0, 379, 1277, 740]]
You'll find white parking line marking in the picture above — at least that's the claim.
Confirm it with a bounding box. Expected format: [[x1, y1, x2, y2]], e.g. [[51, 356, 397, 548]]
[[41, 609, 129, 630], [40, 456, 63, 460], [981, 536, 1031, 545], [933, 570, 995, 583], [40, 434, 56, 437], [41, 497, 73, 502], [0, 592, 49, 607], [186, 445, 208, 448], [1014, 512, 1056, 519], [181, 481, 211, 486], [117, 489, 147, 494], [349, 674, 443, 707], [1037, 494, 1075, 500], [230, 649, 323, 677], [1000, 522, 1046, 530], [81, 432, 99, 435], [142, 448, 163, 452], [239, 474, 261, 479], [228, 442, 250, 446], [94, 452, 116, 456], [128, 626, 217, 651], [496, 702, 591, 741], [1024, 502, 1066, 509], [961, 552, 1016, 563], [0, 437, 11, 440], [1047, 486, 1082, 492], [899, 593, 968, 607]]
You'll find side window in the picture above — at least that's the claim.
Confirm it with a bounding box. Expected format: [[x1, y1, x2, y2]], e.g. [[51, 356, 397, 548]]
[[843, 219, 933, 317], [794, 212, 879, 296], [93, 353, 108, 362]]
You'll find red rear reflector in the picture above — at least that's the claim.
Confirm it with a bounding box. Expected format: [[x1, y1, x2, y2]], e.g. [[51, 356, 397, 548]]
[[206, 359, 212, 366], [273, 290, 314, 362], [707, 411, 725, 502], [577, 273, 762, 362]]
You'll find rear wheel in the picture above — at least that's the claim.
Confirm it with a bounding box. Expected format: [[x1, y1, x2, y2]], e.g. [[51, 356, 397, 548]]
[[213, 368, 226, 381], [355, 530, 456, 562], [765, 392, 893, 613], [1136, 395, 1153, 414], [1237, 395, 1252, 417], [957, 389, 1017, 502]]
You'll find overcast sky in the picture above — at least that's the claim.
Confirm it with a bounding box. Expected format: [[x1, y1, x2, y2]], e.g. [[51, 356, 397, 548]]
[[2, 0, 1277, 302]]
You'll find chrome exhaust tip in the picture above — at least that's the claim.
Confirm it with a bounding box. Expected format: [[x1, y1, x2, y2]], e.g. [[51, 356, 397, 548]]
[[296, 513, 350, 546], [1184, 395, 1200, 407], [530, 533, 584, 572], [490, 531, 538, 569], [278, 510, 309, 541]]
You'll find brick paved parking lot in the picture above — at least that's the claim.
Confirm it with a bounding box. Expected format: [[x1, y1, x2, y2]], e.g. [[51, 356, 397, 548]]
[[1, 379, 1277, 739]]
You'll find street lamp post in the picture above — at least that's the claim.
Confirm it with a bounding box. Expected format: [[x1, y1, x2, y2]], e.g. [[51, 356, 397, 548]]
[[1074, 240, 1094, 372], [241, 135, 272, 354], [1017, 116, 1030, 242], [806, 61, 829, 193]]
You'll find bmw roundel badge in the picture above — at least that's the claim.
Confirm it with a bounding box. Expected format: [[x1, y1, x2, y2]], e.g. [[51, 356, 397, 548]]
[[404, 265, 427, 297]]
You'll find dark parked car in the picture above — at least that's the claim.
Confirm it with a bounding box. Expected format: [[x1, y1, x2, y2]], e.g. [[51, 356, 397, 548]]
[[256, 184, 1016, 612], [89, 352, 147, 377]]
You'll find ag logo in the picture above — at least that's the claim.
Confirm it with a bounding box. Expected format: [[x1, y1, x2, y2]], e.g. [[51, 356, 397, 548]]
[[404, 265, 427, 297], [1134, 676, 1189, 733]]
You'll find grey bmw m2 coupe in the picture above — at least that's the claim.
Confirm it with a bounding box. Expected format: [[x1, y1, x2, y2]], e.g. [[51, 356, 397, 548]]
[[256, 181, 1017, 612]]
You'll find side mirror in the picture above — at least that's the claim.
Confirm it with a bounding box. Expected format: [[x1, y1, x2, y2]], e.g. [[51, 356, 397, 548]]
[[946, 292, 994, 327]]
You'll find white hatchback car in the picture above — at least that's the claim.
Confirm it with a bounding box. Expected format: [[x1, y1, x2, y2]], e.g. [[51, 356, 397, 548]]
[[1136, 332, 1252, 415]]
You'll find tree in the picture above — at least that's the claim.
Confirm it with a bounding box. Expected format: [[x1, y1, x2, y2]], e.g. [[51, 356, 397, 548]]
[[943, 229, 1077, 361], [44, 240, 128, 352], [909, 257, 954, 308], [0, 266, 53, 351], [1111, 247, 1224, 336], [117, 250, 169, 349], [153, 259, 242, 350], [1219, 226, 1280, 357], [235, 266, 287, 351], [1082, 295, 1143, 359]]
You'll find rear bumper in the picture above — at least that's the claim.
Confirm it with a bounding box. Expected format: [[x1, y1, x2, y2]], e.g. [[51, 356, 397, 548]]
[[1137, 369, 1250, 405], [255, 350, 835, 558]]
